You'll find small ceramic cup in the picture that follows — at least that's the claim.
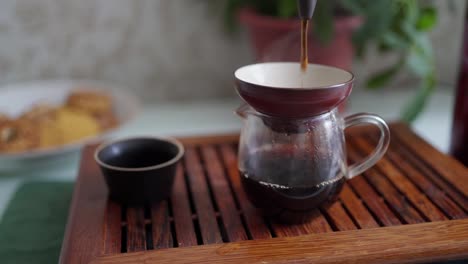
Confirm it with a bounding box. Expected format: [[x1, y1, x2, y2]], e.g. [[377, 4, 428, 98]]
[[94, 136, 184, 204]]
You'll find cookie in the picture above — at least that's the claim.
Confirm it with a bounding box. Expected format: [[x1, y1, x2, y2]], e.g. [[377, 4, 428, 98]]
[[66, 90, 113, 115], [0, 120, 39, 153], [38, 119, 63, 149], [54, 108, 101, 144], [19, 104, 56, 123]]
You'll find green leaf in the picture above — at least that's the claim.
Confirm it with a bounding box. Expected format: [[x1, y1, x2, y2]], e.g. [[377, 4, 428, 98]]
[[339, 0, 366, 15], [223, 0, 246, 33], [416, 7, 437, 31], [366, 63, 402, 90], [407, 50, 430, 77], [352, 0, 394, 56], [404, 0, 420, 25], [401, 74, 436, 122], [312, 0, 334, 43], [277, 0, 297, 18], [406, 34, 433, 77], [379, 31, 409, 51]]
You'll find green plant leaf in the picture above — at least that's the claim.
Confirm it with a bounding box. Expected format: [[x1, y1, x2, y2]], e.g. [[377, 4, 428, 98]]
[[223, 0, 246, 33], [407, 50, 431, 77], [253, 0, 277, 17], [416, 7, 437, 31], [404, 0, 420, 25], [277, 0, 297, 18], [401, 74, 436, 122], [406, 34, 433, 77], [339, 0, 366, 15], [366, 63, 402, 90], [312, 0, 334, 43], [352, 0, 394, 57], [379, 31, 409, 51]]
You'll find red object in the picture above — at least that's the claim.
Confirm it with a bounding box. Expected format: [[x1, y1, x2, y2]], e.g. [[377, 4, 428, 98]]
[[450, 10, 468, 166], [234, 63, 353, 119], [236, 79, 352, 118], [238, 8, 362, 70]]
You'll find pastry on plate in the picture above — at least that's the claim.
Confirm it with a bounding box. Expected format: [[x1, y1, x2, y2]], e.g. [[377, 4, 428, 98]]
[[0, 89, 119, 154]]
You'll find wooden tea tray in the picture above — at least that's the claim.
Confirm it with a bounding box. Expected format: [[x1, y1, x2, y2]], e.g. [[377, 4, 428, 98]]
[[59, 123, 468, 264]]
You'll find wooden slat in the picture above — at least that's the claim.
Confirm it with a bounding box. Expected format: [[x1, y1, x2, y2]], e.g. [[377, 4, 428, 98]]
[[347, 176, 401, 226], [389, 133, 468, 212], [103, 201, 121, 254], [339, 184, 380, 229], [170, 165, 198, 247], [219, 144, 272, 240], [126, 207, 146, 252], [272, 210, 333, 237], [347, 142, 425, 224], [322, 201, 358, 231], [201, 146, 248, 242], [92, 219, 468, 264], [151, 201, 173, 249], [345, 141, 402, 227], [353, 137, 448, 222], [59, 145, 108, 264], [369, 134, 468, 219], [390, 123, 468, 197], [345, 127, 400, 227], [184, 147, 222, 244]]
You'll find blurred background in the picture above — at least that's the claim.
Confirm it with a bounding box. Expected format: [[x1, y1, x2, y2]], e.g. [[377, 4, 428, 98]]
[[0, 2, 468, 263], [0, 0, 465, 102]]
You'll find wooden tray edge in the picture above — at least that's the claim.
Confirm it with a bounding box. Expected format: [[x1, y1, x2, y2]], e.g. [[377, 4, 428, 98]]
[[91, 219, 468, 264], [59, 146, 108, 264]]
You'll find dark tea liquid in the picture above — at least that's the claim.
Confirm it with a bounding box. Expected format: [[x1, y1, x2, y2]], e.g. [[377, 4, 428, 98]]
[[300, 19, 309, 72], [240, 148, 345, 223]]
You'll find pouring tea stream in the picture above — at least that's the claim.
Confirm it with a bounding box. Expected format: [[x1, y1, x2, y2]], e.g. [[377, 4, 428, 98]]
[[297, 0, 317, 72]]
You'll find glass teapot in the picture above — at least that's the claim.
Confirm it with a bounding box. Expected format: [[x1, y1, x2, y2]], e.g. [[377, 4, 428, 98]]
[[236, 104, 390, 223]]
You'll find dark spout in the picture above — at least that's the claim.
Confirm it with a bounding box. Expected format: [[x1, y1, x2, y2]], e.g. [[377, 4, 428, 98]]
[[297, 0, 317, 20]]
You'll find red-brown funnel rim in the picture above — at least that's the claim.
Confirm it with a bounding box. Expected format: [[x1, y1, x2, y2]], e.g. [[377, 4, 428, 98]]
[[234, 62, 354, 90]]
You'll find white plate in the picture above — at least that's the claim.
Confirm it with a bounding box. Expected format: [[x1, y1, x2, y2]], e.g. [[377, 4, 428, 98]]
[[0, 80, 139, 170]]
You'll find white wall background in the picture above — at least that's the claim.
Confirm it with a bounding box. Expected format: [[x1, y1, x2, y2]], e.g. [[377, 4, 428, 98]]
[[0, 0, 465, 102]]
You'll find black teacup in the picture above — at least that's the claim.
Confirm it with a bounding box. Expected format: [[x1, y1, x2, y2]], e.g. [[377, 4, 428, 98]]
[[94, 137, 184, 204]]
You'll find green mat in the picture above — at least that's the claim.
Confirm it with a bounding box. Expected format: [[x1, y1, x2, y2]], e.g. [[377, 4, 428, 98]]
[[0, 182, 73, 264]]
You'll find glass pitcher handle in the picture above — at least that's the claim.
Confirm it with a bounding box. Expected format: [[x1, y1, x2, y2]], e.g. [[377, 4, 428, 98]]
[[344, 113, 390, 179]]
